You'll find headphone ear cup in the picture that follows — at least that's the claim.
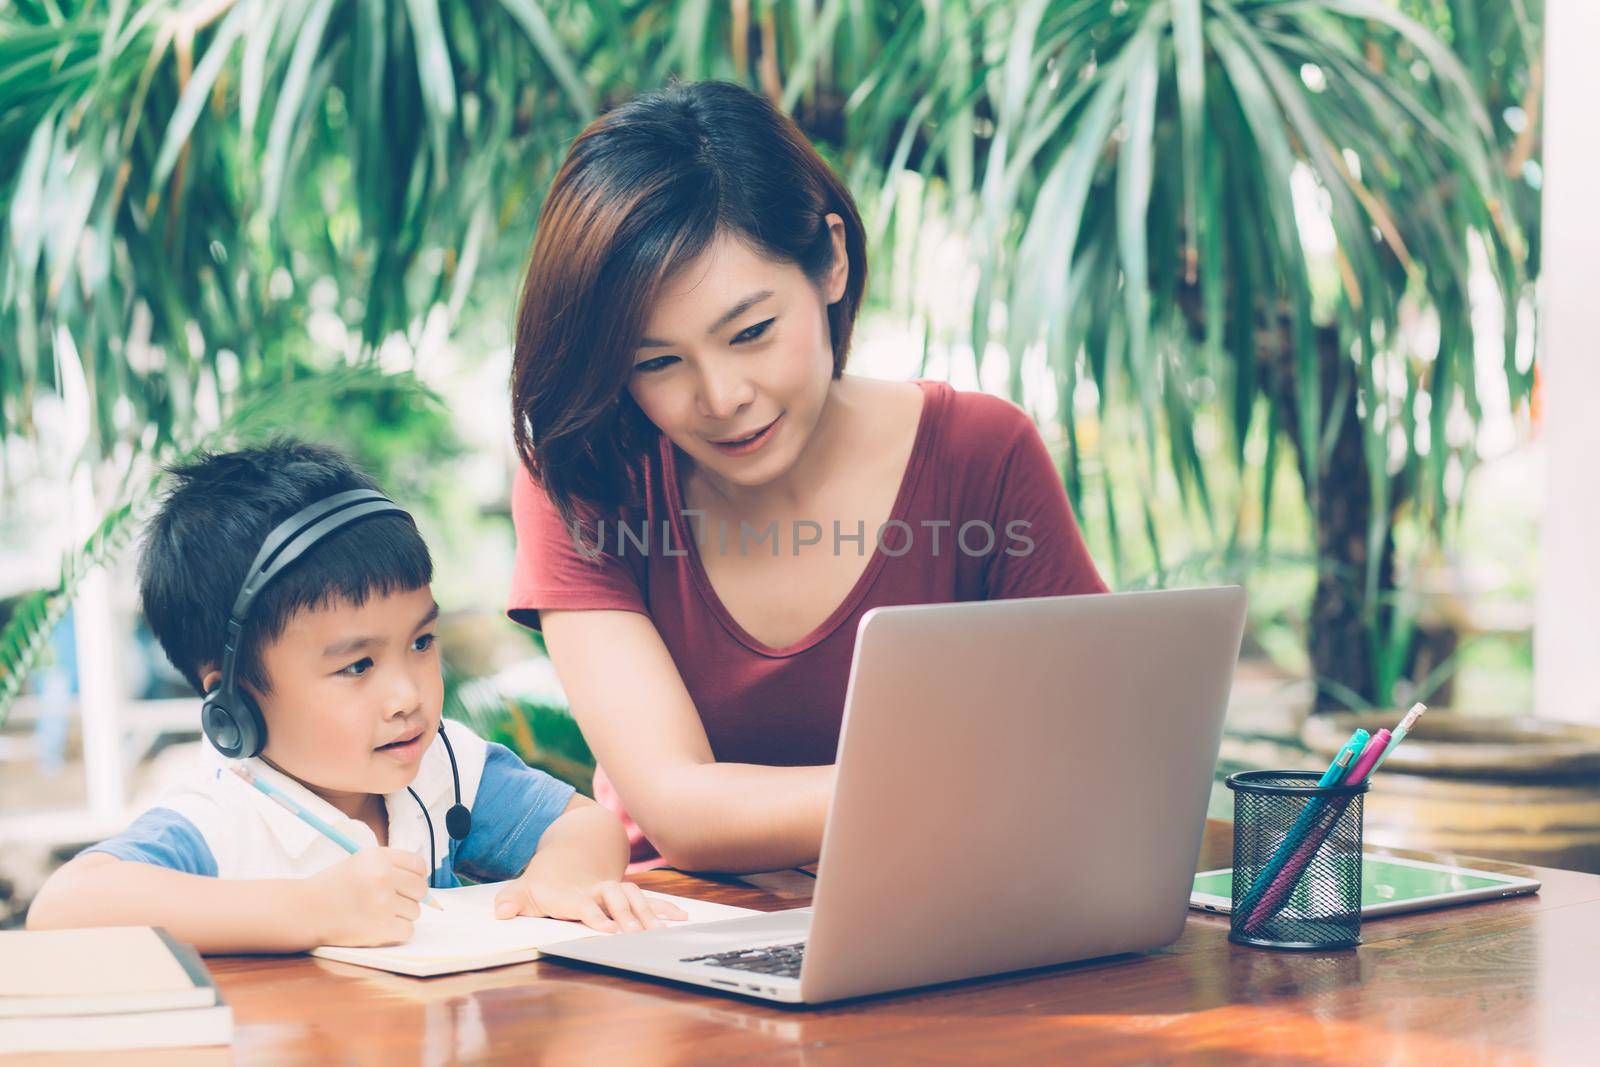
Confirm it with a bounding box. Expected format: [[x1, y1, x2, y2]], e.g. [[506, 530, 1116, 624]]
[[201, 693, 245, 759], [231, 690, 267, 759], [202, 687, 267, 760]]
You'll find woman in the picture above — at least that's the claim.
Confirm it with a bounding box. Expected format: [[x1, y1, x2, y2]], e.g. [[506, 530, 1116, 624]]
[[508, 80, 1106, 874]]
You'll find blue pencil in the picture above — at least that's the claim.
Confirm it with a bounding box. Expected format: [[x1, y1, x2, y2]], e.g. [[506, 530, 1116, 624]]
[[230, 763, 442, 910]]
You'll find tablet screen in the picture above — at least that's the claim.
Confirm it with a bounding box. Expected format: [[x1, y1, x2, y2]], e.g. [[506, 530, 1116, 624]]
[[1193, 856, 1515, 907]]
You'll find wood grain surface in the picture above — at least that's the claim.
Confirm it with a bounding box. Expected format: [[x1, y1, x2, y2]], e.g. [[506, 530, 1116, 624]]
[[12, 822, 1598, 1066]]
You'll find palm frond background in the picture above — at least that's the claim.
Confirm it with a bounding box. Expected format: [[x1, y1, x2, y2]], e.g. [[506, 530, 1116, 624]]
[[0, 0, 1542, 723]]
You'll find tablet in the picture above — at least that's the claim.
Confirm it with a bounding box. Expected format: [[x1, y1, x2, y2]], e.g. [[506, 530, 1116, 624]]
[[1190, 853, 1541, 917]]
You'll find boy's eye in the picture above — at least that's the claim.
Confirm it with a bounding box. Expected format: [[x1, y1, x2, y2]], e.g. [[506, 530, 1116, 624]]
[[338, 657, 374, 678], [733, 318, 774, 344], [412, 633, 436, 653], [633, 355, 679, 374]]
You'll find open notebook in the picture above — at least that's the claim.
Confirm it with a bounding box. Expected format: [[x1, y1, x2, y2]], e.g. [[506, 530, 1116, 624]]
[[311, 881, 757, 976]]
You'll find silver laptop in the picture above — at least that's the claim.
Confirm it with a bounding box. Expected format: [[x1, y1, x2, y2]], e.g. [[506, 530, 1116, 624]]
[[541, 586, 1247, 1004]]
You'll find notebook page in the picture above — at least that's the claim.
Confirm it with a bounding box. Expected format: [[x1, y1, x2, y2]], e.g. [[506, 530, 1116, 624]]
[[311, 882, 756, 969]]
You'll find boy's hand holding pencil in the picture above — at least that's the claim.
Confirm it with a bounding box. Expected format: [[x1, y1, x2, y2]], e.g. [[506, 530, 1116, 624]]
[[306, 849, 434, 948], [229, 761, 444, 948]]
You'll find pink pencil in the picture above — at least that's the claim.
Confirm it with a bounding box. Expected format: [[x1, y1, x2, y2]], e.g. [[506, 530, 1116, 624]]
[[1242, 730, 1391, 933]]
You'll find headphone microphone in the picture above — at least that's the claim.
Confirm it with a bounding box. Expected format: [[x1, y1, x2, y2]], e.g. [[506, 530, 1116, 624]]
[[205, 488, 471, 886], [409, 723, 472, 887], [440, 725, 474, 841]]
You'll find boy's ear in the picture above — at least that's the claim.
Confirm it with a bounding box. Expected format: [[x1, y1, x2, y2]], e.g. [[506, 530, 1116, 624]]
[[198, 664, 221, 694]]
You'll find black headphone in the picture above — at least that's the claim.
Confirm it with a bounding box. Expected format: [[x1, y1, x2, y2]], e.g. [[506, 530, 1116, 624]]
[[203, 488, 472, 882], [408, 732, 472, 887]]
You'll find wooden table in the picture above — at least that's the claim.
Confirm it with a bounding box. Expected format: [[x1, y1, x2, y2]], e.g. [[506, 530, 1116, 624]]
[[31, 822, 1600, 1066]]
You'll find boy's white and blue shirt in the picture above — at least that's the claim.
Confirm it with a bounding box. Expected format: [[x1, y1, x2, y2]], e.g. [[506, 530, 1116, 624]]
[[81, 719, 576, 886]]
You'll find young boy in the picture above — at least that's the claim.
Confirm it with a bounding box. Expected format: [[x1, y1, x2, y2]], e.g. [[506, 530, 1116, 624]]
[[27, 439, 683, 953]]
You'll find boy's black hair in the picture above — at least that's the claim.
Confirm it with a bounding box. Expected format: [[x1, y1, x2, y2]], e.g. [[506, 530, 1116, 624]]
[[138, 437, 433, 696]]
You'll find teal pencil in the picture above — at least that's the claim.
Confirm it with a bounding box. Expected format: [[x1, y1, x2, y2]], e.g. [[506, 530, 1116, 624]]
[[230, 763, 442, 910], [1371, 703, 1427, 771]]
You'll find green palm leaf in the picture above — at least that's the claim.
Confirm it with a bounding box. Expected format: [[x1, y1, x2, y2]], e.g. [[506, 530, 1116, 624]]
[[1, 0, 1538, 715]]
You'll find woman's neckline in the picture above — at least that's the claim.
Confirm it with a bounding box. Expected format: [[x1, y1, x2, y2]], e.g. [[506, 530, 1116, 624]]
[[660, 378, 946, 658]]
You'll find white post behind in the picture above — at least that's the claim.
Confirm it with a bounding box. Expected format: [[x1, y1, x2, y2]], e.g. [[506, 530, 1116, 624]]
[[1535, 0, 1600, 724], [72, 469, 127, 818]]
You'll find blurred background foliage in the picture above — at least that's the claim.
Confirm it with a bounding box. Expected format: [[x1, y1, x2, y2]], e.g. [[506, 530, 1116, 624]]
[[0, 0, 1542, 742], [443, 664, 594, 794]]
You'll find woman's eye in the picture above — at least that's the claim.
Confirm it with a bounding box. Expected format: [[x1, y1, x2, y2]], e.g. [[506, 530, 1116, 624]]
[[338, 657, 374, 678], [413, 633, 436, 653], [734, 318, 774, 344], [634, 355, 679, 374]]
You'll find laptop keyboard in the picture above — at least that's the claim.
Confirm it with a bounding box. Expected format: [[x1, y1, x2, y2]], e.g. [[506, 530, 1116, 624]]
[[680, 941, 807, 979]]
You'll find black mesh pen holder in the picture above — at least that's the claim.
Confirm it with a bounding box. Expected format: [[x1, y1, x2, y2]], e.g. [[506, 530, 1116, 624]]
[[1225, 770, 1368, 950]]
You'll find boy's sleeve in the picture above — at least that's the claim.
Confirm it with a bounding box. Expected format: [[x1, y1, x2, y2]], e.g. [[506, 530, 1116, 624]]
[[79, 807, 218, 877], [454, 743, 578, 882]]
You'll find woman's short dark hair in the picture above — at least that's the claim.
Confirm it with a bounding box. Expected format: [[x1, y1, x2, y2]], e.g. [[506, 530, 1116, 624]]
[[510, 79, 868, 532]]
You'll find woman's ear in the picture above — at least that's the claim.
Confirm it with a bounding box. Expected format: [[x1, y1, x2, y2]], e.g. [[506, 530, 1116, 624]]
[[823, 212, 848, 304], [198, 665, 221, 694]]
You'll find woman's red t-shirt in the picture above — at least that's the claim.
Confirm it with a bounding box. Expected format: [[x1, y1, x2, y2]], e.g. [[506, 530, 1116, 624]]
[[507, 379, 1108, 866]]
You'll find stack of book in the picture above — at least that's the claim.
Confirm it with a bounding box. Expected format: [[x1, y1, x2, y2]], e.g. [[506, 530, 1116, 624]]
[[0, 927, 232, 1054]]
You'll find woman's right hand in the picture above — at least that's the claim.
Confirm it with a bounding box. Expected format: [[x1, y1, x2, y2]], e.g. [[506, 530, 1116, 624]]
[[541, 608, 834, 872], [306, 847, 429, 947]]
